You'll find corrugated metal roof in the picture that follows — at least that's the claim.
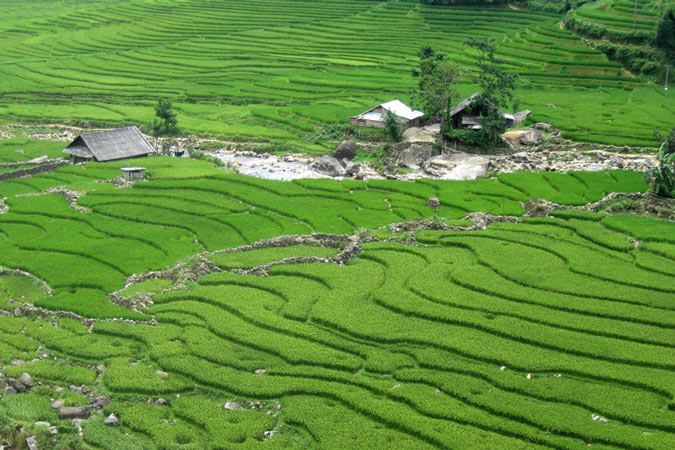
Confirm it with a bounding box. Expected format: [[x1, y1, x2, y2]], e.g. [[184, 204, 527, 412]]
[[353, 99, 423, 122], [380, 99, 424, 121], [63, 126, 155, 162]]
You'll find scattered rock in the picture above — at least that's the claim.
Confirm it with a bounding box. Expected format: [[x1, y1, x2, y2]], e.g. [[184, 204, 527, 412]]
[[224, 402, 245, 411], [344, 161, 360, 177], [333, 140, 356, 161], [309, 156, 346, 177], [72, 418, 83, 434], [526, 373, 532, 379], [58, 406, 91, 420], [4, 386, 17, 395], [69, 385, 85, 394], [155, 398, 168, 406], [608, 155, 624, 168], [11, 359, 25, 366], [534, 122, 551, 131], [48, 426, 58, 435], [26, 436, 38, 450], [519, 130, 544, 145], [427, 197, 440, 209], [8, 378, 26, 393], [422, 152, 490, 179], [90, 397, 111, 410], [397, 143, 439, 168], [20, 373, 35, 388], [263, 430, 278, 440], [591, 414, 609, 423], [34, 421, 50, 429], [499, 366, 506, 371], [545, 104, 557, 108], [254, 369, 267, 375], [95, 365, 106, 374], [104, 414, 121, 427], [155, 370, 168, 377], [51, 399, 64, 411]]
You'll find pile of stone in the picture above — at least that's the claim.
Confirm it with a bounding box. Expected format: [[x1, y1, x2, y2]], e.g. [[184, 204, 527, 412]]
[[1, 371, 36, 395], [309, 140, 362, 178]]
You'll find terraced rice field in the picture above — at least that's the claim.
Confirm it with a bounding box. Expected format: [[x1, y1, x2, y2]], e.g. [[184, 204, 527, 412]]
[[0, 145, 674, 448], [0, 0, 673, 147]]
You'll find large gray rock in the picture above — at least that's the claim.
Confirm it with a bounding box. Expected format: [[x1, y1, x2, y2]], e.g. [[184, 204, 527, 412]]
[[51, 399, 65, 411], [8, 378, 26, 393], [58, 406, 91, 420], [519, 130, 544, 146], [422, 153, 490, 180], [402, 127, 438, 144], [310, 156, 346, 177], [4, 386, 17, 395], [397, 143, 439, 169], [333, 141, 356, 161], [20, 373, 35, 388], [104, 414, 121, 427]]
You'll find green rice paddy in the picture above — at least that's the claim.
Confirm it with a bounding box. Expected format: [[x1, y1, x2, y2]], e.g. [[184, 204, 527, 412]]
[[0, 0, 673, 147], [0, 144, 673, 448]]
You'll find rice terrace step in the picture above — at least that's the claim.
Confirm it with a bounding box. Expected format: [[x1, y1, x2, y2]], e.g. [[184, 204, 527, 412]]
[[0, 0, 673, 449]]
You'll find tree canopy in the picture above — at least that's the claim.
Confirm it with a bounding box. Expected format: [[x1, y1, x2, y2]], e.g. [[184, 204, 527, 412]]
[[412, 47, 460, 134]]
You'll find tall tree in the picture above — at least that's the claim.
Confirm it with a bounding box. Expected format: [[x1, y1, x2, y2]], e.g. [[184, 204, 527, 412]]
[[655, 8, 675, 63], [464, 37, 517, 147], [151, 98, 179, 152], [412, 47, 460, 135]]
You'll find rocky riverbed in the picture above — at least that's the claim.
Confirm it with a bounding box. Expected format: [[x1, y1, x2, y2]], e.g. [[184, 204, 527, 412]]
[[2, 124, 659, 182]]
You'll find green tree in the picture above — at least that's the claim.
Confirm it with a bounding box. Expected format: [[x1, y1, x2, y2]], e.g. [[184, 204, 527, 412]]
[[383, 110, 403, 142], [153, 98, 178, 136], [655, 8, 675, 63], [412, 47, 460, 135], [465, 38, 517, 148], [643, 128, 675, 197]]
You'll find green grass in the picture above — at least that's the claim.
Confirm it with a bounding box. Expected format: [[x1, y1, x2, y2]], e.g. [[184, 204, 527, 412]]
[[0, 0, 672, 146], [0, 156, 673, 448]]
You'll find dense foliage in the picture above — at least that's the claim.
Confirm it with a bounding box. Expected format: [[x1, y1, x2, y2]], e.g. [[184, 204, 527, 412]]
[[412, 47, 460, 135], [643, 129, 675, 197], [655, 8, 675, 62]]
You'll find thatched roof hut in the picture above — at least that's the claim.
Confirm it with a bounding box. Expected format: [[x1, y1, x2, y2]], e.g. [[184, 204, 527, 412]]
[[63, 126, 155, 163]]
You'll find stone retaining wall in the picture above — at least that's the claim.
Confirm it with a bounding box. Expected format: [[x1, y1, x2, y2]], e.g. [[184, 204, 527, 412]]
[[0, 160, 68, 182]]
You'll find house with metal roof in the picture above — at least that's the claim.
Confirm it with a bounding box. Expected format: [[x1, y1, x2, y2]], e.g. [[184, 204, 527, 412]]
[[63, 126, 155, 164], [350, 100, 424, 129]]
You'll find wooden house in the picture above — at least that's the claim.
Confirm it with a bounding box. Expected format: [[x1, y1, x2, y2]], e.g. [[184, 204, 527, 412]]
[[449, 93, 515, 130], [350, 100, 424, 129], [63, 126, 155, 164]]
